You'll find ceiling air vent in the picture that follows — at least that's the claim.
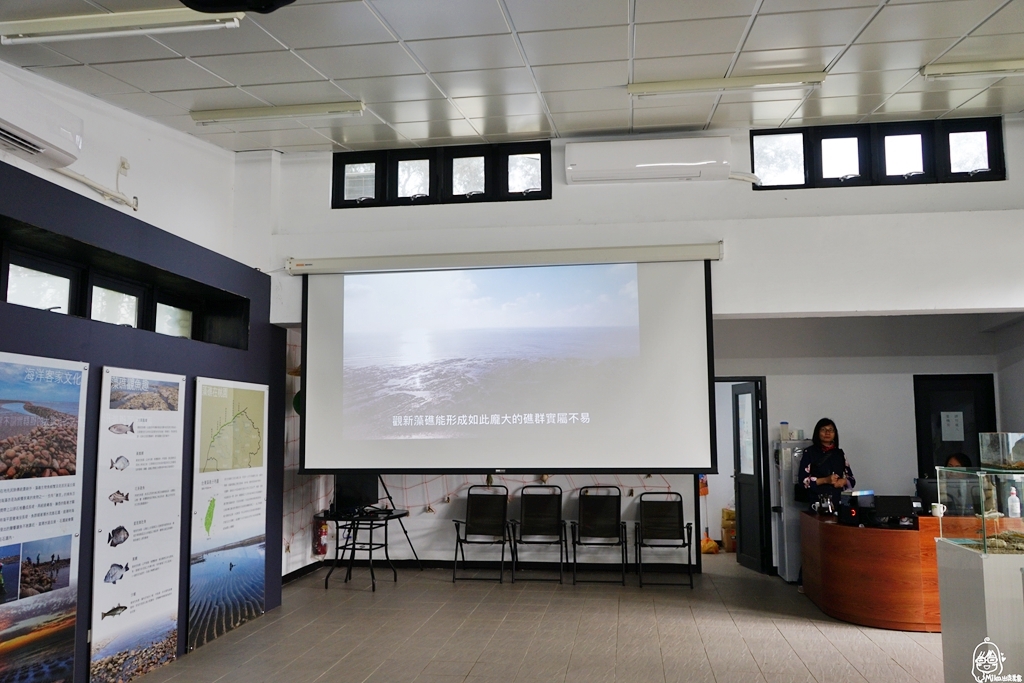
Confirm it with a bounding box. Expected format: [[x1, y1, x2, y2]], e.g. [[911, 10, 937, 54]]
[[0, 125, 44, 156]]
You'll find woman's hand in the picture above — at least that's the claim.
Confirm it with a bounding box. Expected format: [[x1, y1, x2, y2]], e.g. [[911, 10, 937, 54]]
[[815, 474, 837, 486], [832, 477, 847, 488]]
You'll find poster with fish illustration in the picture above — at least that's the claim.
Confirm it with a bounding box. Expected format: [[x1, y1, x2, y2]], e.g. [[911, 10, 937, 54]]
[[90, 367, 186, 683], [189, 378, 268, 651], [0, 351, 88, 683]]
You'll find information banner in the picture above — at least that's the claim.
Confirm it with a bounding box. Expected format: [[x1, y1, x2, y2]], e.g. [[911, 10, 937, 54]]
[[0, 351, 88, 683], [90, 368, 186, 683], [189, 378, 268, 651]]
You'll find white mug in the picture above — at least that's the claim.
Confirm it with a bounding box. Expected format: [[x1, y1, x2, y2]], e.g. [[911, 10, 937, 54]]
[[931, 503, 947, 518]]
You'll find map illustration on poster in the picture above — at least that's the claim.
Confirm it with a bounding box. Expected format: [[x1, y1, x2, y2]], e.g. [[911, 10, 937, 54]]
[[90, 368, 187, 683], [190, 378, 268, 651], [0, 351, 88, 683]]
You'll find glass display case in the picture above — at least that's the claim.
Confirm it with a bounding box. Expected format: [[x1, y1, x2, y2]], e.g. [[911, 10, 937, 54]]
[[937, 466, 1024, 554], [978, 432, 1024, 469]]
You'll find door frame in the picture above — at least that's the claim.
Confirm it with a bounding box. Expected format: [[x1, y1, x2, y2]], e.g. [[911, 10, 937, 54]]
[[716, 376, 771, 572]]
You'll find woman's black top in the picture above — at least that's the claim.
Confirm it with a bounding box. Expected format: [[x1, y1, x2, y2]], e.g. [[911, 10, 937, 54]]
[[798, 444, 856, 508]]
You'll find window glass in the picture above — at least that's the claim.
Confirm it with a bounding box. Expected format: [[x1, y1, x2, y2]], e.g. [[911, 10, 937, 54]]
[[884, 134, 923, 176], [91, 286, 138, 327], [452, 156, 485, 195], [508, 153, 542, 193], [6, 264, 70, 314], [156, 303, 192, 338], [343, 162, 375, 200], [752, 133, 805, 186], [397, 159, 430, 198], [949, 131, 989, 174], [820, 137, 860, 179]]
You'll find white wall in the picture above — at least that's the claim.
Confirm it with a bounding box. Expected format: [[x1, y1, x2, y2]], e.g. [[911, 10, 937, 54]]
[[0, 61, 238, 261]]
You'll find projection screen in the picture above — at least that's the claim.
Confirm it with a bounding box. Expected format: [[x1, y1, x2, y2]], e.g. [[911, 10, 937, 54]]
[[301, 259, 715, 473]]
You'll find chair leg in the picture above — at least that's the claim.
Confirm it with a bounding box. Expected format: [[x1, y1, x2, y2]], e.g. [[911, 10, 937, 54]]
[[510, 535, 516, 584], [620, 528, 626, 586], [637, 543, 643, 588], [572, 536, 578, 586], [499, 535, 506, 584], [453, 537, 459, 583]]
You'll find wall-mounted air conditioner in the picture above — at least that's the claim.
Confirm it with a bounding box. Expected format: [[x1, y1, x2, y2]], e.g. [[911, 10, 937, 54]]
[[0, 72, 82, 169], [565, 137, 733, 184]]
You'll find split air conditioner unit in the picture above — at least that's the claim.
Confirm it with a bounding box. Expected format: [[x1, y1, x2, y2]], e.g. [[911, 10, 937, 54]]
[[565, 137, 733, 184], [0, 72, 83, 169]]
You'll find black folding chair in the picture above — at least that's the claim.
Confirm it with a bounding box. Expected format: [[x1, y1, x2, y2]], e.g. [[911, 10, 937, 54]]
[[453, 485, 511, 583], [570, 486, 627, 585], [510, 485, 567, 583], [634, 491, 693, 588]]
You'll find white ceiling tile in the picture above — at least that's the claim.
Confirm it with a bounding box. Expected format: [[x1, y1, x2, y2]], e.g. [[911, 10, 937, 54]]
[[543, 88, 630, 113], [878, 89, 987, 113], [532, 61, 627, 90], [241, 81, 350, 106], [154, 87, 268, 111], [636, 0, 756, 23], [315, 123, 406, 145], [860, 110, 949, 122], [634, 18, 749, 59], [815, 69, 918, 98], [504, 0, 626, 31], [100, 91, 186, 117], [334, 74, 444, 102], [760, 0, 876, 13], [372, 0, 510, 40], [151, 19, 285, 57], [857, 0, 1006, 44], [829, 39, 953, 74], [519, 27, 628, 66], [431, 67, 536, 98], [298, 43, 422, 79], [219, 118, 310, 133], [795, 94, 886, 117], [237, 128, 337, 147], [731, 46, 842, 77], [0, 45, 78, 68], [368, 99, 465, 122], [632, 93, 718, 109], [786, 115, 864, 127], [631, 102, 713, 127], [941, 33, 1024, 62], [973, 0, 1024, 36], [95, 59, 230, 91], [632, 54, 733, 82], [389, 120, 480, 139], [416, 135, 486, 147], [452, 93, 546, 118], [91, 0, 181, 11], [150, 114, 233, 135], [27, 65, 140, 95], [343, 139, 419, 150], [483, 131, 554, 142], [252, 3, 394, 49], [0, 1, 98, 22], [469, 113, 551, 135], [712, 99, 802, 122], [900, 73, 1005, 93], [954, 86, 1024, 111], [46, 36, 179, 65], [550, 109, 630, 132], [192, 131, 267, 151], [745, 8, 876, 51], [275, 143, 343, 153], [718, 87, 817, 104], [407, 35, 524, 72], [195, 52, 324, 87]]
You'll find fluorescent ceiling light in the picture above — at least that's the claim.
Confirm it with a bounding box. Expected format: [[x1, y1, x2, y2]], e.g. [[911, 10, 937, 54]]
[[0, 9, 243, 45], [922, 59, 1024, 80], [190, 102, 365, 125], [628, 72, 826, 98]]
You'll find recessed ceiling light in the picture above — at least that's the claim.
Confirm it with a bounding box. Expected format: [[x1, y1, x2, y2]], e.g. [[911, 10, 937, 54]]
[[627, 72, 826, 98], [0, 8, 243, 45], [921, 59, 1024, 81], [190, 102, 366, 125]]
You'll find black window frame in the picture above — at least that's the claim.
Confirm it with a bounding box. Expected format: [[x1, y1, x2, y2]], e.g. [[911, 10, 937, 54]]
[[442, 144, 497, 203], [331, 151, 386, 208], [88, 272, 151, 329], [497, 141, 553, 201], [387, 149, 440, 205], [4, 248, 82, 316], [936, 117, 1004, 183], [750, 128, 812, 191], [871, 121, 936, 186], [811, 124, 871, 188]]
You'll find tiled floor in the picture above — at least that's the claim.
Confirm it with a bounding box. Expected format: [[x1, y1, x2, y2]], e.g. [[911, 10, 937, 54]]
[[139, 554, 943, 683]]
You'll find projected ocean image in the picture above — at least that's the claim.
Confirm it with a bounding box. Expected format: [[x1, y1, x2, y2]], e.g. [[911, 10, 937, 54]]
[[0, 585, 76, 683], [188, 536, 265, 650], [343, 264, 641, 439]]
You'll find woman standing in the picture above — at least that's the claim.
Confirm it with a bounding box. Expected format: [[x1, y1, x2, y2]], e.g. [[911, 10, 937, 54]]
[[799, 418, 856, 511]]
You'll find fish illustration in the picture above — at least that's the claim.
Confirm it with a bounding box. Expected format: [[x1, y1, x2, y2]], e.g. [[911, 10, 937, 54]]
[[103, 563, 129, 584], [108, 423, 134, 435], [108, 491, 129, 506], [101, 604, 127, 619], [108, 526, 129, 547], [110, 456, 130, 470]]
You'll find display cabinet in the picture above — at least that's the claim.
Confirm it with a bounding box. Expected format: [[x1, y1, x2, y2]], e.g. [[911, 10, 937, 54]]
[[979, 432, 1024, 469], [936, 465, 1024, 553]]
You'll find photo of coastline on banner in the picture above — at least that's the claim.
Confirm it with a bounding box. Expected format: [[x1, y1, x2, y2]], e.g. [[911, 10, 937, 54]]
[[0, 351, 88, 683], [190, 378, 268, 651], [90, 368, 187, 683]]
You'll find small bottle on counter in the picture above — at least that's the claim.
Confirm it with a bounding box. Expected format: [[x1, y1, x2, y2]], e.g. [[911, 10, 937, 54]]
[[1009, 487, 1021, 518], [780, 422, 789, 440]]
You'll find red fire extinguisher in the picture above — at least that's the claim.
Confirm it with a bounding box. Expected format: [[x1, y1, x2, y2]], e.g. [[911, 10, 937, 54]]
[[313, 518, 328, 556]]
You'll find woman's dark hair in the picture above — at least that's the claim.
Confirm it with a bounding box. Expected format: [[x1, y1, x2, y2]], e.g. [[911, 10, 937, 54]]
[[944, 452, 972, 468], [812, 418, 838, 448]]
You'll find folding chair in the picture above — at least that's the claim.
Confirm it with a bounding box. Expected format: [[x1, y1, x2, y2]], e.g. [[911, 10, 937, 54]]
[[453, 485, 511, 583], [634, 491, 693, 588], [570, 486, 627, 585], [510, 485, 567, 583]]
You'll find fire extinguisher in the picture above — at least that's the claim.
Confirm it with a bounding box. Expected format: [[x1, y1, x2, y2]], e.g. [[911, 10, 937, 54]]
[[313, 519, 328, 556]]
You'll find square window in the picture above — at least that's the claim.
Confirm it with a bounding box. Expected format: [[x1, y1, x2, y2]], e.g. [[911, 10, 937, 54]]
[[92, 286, 138, 327], [752, 133, 805, 187], [821, 137, 860, 179], [6, 264, 70, 314], [949, 131, 989, 174], [344, 162, 376, 201], [156, 303, 192, 338], [508, 153, 542, 193], [397, 159, 430, 198], [884, 134, 923, 177], [452, 156, 485, 195]]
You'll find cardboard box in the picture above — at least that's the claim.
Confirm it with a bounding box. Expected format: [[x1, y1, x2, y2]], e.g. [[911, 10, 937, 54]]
[[722, 526, 737, 552]]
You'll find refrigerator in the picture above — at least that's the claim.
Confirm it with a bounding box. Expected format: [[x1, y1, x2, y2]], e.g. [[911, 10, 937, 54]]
[[770, 439, 812, 582]]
